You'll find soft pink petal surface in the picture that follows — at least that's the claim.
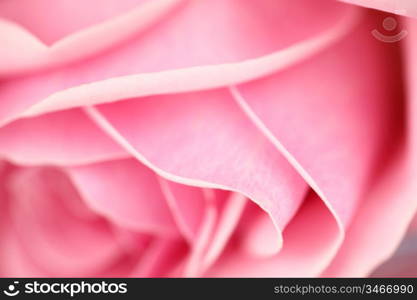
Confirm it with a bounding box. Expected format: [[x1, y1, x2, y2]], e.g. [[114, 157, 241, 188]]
[[91, 90, 308, 234], [0, 0, 415, 278], [324, 17, 417, 277], [339, 0, 417, 17], [206, 193, 341, 277], [66, 159, 178, 235], [0, 0, 358, 126], [0, 109, 126, 165], [234, 12, 403, 228], [0, 0, 184, 75], [1, 168, 133, 276]]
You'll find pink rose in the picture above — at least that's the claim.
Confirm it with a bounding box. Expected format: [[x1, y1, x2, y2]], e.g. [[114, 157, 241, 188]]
[[0, 0, 416, 277], [340, 0, 417, 17]]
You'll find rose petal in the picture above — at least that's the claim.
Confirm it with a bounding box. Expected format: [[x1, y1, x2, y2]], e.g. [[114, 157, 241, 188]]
[[66, 158, 178, 235], [158, 178, 206, 243], [0, 0, 184, 75], [323, 17, 417, 277], [131, 236, 188, 277], [339, 0, 417, 17], [0, 0, 147, 44], [232, 11, 403, 228], [183, 202, 218, 277], [183, 191, 247, 276], [0, 228, 49, 277], [0, 109, 127, 165], [0, 0, 360, 125], [200, 192, 247, 272], [371, 232, 417, 277], [86, 89, 308, 235], [206, 192, 341, 277], [5, 167, 125, 276]]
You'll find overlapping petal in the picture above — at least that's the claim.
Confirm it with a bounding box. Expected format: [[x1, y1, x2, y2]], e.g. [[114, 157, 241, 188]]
[[88, 90, 309, 235], [0, 0, 415, 278], [0, 0, 184, 75], [339, 0, 417, 17], [324, 15, 417, 277], [66, 158, 178, 235], [1, 167, 134, 276], [0, 0, 358, 126], [0, 109, 127, 165]]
